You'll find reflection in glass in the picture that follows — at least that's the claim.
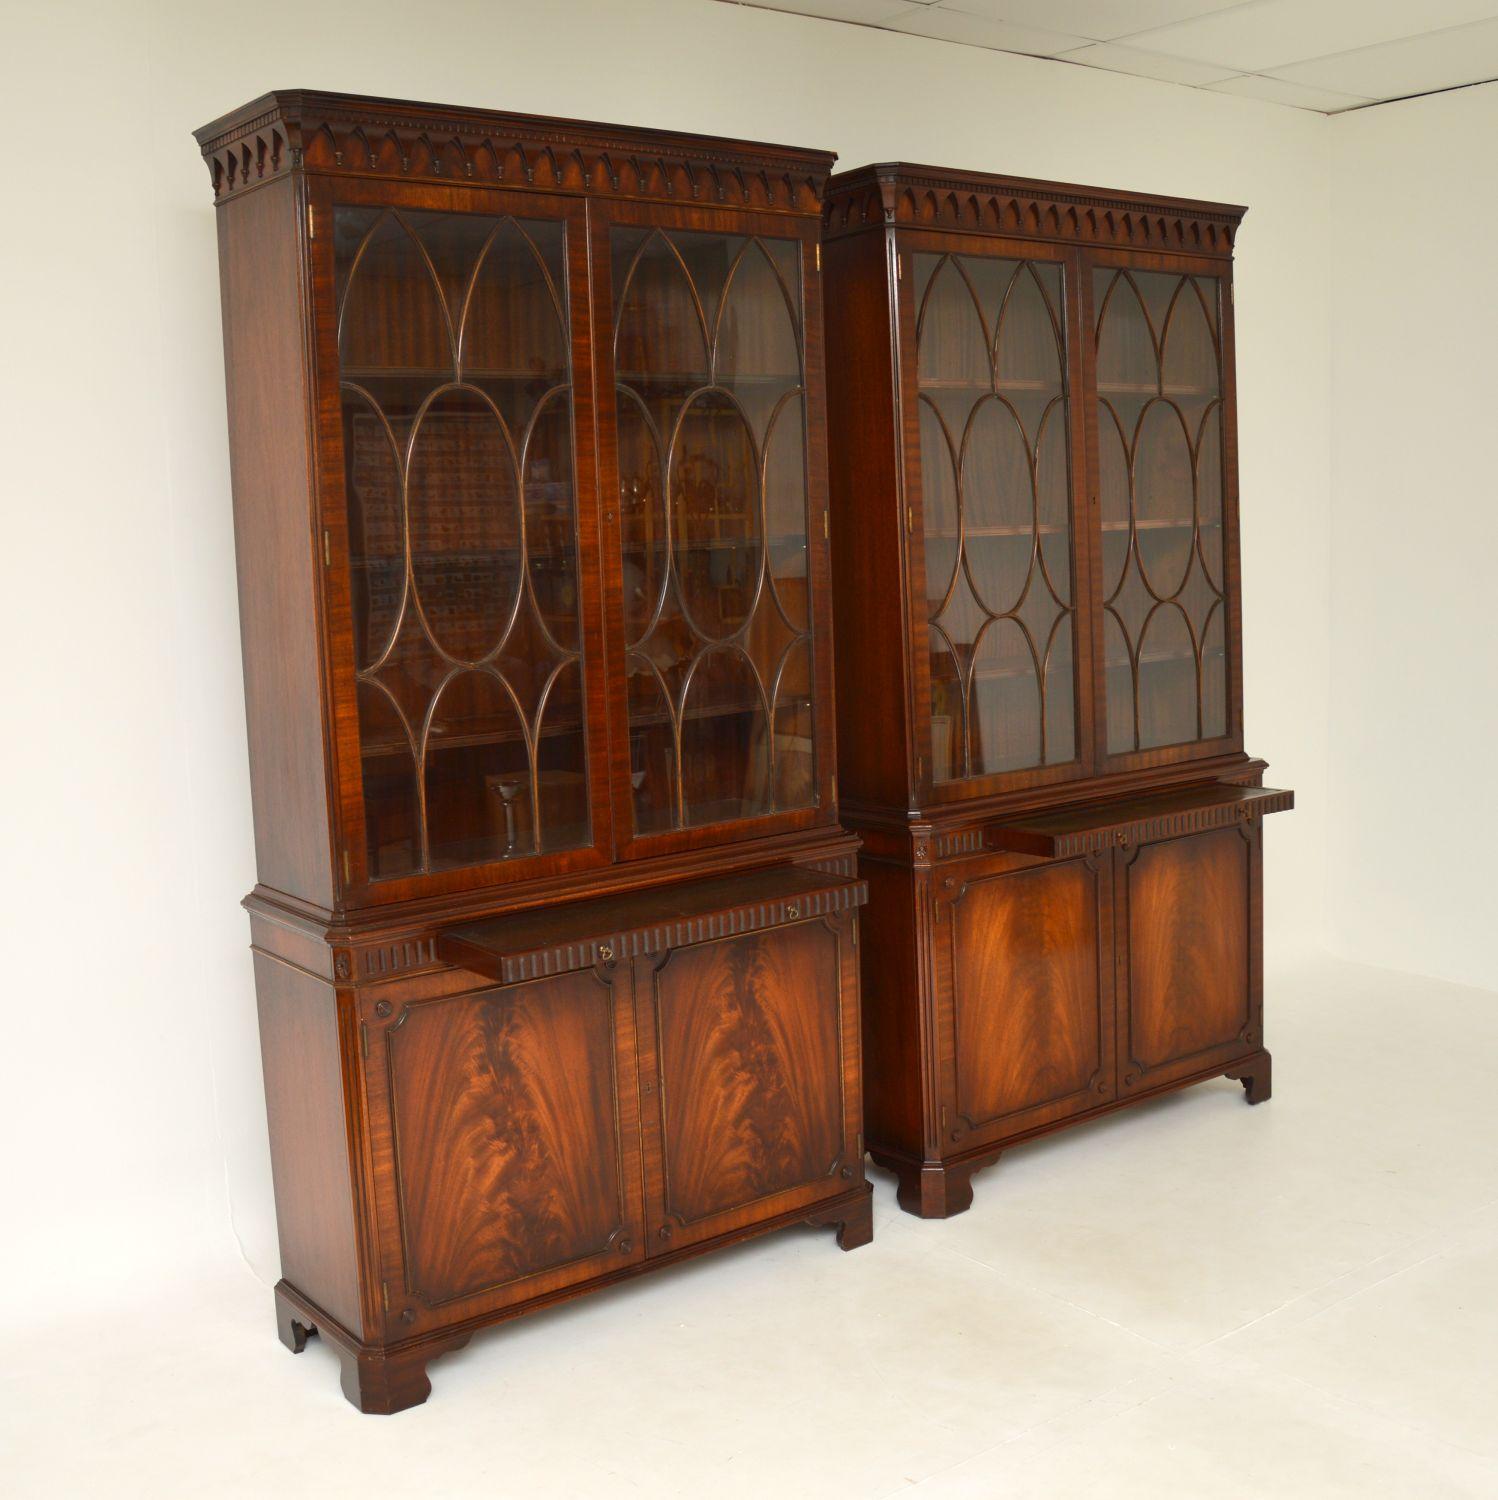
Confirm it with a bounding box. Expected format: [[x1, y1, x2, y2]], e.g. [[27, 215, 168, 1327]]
[[611, 228, 815, 831], [1095, 268, 1227, 752], [914, 253, 1076, 782], [335, 207, 586, 878]]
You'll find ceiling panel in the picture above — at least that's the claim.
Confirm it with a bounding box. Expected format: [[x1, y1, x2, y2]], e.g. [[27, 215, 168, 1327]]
[[1268, 16, 1498, 97], [888, 7, 1089, 54], [939, 0, 1247, 42], [1057, 41, 1241, 85], [1205, 72, 1375, 110], [719, 0, 1498, 111], [735, 0, 922, 22], [1113, 0, 1498, 73]]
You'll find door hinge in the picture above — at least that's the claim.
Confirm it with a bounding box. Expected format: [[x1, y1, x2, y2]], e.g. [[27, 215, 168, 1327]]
[[306, 202, 315, 240], [814, 242, 821, 271], [342, 849, 352, 885], [360, 1022, 369, 1059], [381, 1281, 390, 1312], [823, 509, 830, 540], [830, 771, 838, 803], [906, 504, 915, 532], [1230, 281, 1235, 305], [323, 529, 331, 567], [897, 251, 904, 280]]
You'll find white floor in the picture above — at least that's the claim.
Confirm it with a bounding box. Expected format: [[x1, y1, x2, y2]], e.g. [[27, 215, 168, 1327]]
[[6, 955, 1496, 1498]]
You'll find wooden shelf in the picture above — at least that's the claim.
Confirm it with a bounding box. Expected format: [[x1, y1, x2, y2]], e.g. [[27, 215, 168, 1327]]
[[342, 366, 563, 382], [984, 782, 1293, 859], [1097, 381, 1216, 398], [925, 523, 1067, 540], [1101, 518, 1221, 534], [1105, 647, 1226, 671], [439, 864, 867, 984], [917, 377, 1063, 393], [622, 534, 808, 555], [615, 370, 801, 387], [361, 693, 814, 760]]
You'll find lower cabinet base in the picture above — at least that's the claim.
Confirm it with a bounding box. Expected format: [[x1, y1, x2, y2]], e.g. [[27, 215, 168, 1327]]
[[274, 1182, 874, 1413], [873, 1050, 1272, 1220]]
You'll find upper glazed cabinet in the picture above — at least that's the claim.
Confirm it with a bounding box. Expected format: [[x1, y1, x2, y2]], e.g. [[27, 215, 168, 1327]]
[[215, 96, 839, 915], [831, 183, 1242, 805], [822, 165, 1288, 1219]]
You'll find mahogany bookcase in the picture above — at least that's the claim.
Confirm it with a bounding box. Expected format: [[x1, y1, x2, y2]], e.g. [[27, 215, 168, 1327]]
[[196, 91, 870, 1411], [822, 164, 1291, 1217]]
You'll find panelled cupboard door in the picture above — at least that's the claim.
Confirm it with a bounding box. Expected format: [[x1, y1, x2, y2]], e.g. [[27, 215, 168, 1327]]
[[310, 181, 616, 905], [591, 202, 837, 858], [896, 232, 1096, 803], [361, 966, 646, 1338], [632, 913, 861, 1252], [1082, 250, 1243, 772], [933, 853, 1115, 1154], [1115, 822, 1261, 1096]]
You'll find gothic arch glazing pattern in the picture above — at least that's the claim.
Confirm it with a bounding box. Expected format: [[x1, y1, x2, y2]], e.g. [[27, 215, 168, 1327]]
[[914, 251, 1078, 783], [334, 207, 587, 878], [611, 228, 816, 833], [1094, 267, 1227, 753]]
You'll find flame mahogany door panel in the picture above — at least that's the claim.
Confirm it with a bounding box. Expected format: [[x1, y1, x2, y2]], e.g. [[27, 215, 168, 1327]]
[[633, 911, 861, 1252], [362, 966, 646, 1339], [934, 853, 1116, 1154], [1115, 822, 1261, 1096]]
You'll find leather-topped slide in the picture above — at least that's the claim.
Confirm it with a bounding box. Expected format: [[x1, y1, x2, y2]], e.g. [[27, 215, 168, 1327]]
[[439, 865, 868, 985], [985, 783, 1294, 859]]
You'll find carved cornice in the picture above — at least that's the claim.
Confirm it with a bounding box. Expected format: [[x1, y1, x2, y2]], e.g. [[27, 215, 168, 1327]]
[[824, 162, 1244, 255], [195, 89, 833, 213]]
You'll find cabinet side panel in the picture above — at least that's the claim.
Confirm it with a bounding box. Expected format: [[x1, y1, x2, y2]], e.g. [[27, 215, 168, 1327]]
[[218, 178, 335, 906], [823, 230, 911, 808], [858, 858, 926, 1157], [253, 952, 363, 1337]]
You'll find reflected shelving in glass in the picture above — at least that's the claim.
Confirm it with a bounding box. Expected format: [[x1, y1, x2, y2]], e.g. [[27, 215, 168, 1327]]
[[610, 226, 817, 834]]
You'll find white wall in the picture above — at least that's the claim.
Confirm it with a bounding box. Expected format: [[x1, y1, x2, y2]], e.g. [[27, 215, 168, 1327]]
[[1, 0, 1333, 1299], [1325, 83, 1498, 992]]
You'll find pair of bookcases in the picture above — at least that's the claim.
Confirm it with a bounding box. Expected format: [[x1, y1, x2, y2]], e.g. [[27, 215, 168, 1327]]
[[198, 92, 1289, 1411]]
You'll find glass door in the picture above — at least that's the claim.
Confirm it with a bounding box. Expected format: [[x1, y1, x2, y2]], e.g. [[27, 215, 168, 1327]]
[[903, 237, 1092, 799], [1087, 256, 1239, 765], [322, 189, 611, 894], [599, 208, 831, 851]]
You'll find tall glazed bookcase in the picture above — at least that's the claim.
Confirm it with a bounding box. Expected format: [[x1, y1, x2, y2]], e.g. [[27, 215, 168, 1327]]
[[822, 164, 1291, 1218], [197, 91, 870, 1412]]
